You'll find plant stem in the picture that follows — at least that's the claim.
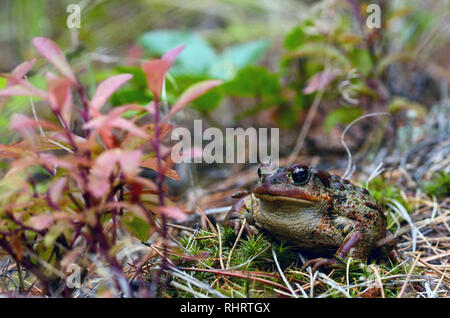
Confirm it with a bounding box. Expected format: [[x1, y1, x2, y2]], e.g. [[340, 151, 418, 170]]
[[153, 96, 165, 207], [76, 82, 91, 136], [149, 95, 169, 297]]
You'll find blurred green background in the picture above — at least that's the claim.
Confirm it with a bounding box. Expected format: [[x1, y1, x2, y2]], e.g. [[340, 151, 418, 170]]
[[0, 0, 449, 164]]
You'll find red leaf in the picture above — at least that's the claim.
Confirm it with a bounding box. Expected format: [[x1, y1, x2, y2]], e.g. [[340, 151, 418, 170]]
[[121, 123, 173, 150], [0, 144, 34, 158], [83, 104, 149, 142], [90, 74, 133, 110], [141, 45, 184, 99], [165, 80, 222, 121], [0, 76, 47, 99], [140, 157, 180, 181], [110, 117, 148, 138], [99, 129, 118, 149], [0, 58, 38, 108], [118, 150, 142, 177], [48, 177, 67, 204], [10, 235, 23, 261], [32, 37, 76, 82], [46, 72, 73, 123], [0, 84, 41, 97], [6, 153, 75, 179], [88, 150, 120, 198], [61, 247, 84, 269], [162, 44, 185, 67], [9, 114, 59, 139], [39, 153, 76, 171], [157, 206, 187, 222], [125, 45, 143, 65], [133, 177, 158, 192], [106, 202, 149, 221], [88, 149, 143, 198], [29, 214, 54, 231], [303, 68, 341, 94], [141, 59, 170, 100], [9, 114, 36, 137], [10, 58, 37, 82]]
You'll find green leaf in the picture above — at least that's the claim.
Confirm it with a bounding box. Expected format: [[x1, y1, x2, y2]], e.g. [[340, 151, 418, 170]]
[[294, 93, 310, 110], [166, 79, 223, 120], [209, 39, 269, 80], [0, 116, 9, 130], [122, 214, 151, 241], [277, 107, 299, 128], [284, 26, 306, 50], [111, 88, 151, 106], [43, 225, 65, 247], [284, 43, 352, 70], [192, 87, 224, 113], [348, 49, 373, 76], [223, 65, 280, 97], [0, 77, 6, 89], [114, 66, 148, 87], [324, 107, 363, 133], [139, 30, 217, 76]]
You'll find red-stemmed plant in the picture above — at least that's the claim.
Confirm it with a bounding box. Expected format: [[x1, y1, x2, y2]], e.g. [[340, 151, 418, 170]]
[[0, 37, 221, 297]]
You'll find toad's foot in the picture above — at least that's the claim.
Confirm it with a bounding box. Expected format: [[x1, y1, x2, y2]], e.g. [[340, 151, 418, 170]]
[[301, 257, 339, 272], [224, 217, 257, 237]]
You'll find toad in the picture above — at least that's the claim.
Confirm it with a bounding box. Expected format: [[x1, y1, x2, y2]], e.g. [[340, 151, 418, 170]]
[[225, 163, 398, 270]]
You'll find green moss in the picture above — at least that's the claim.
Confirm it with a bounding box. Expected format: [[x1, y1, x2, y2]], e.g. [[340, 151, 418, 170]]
[[422, 171, 450, 198], [369, 176, 412, 212]]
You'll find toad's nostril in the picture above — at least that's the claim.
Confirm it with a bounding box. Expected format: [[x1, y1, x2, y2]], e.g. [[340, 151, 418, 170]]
[[271, 178, 278, 183]]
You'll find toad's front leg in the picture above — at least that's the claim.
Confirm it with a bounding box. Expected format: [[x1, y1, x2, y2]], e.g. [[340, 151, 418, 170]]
[[224, 193, 259, 236], [302, 229, 368, 271]]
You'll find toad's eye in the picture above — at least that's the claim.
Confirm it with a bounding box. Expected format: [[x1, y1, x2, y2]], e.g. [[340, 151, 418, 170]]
[[291, 167, 309, 185], [257, 167, 261, 179]]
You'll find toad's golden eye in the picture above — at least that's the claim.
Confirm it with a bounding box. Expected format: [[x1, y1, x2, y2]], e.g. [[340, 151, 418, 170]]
[[291, 166, 309, 185]]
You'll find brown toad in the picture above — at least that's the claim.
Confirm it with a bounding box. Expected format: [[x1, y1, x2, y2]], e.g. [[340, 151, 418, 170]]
[[225, 163, 397, 270]]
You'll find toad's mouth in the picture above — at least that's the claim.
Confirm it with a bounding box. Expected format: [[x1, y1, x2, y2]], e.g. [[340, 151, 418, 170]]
[[253, 193, 317, 205], [253, 184, 326, 204]]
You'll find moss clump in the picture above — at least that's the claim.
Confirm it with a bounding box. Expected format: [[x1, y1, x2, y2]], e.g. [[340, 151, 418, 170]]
[[422, 171, 450, 198]]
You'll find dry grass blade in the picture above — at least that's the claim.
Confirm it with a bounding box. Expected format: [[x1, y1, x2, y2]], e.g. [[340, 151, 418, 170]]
[[317, 273, 351, 298], [148, 244, 175, 266], [179, 267, 293, 293], [226, 219, 246, 269], [197, 206, 218, 235], [418, 259, 450, 285], [398, 254, 422, 298], [216, 224, 225, 270], [422, 251, 450, 263], [369, 264, 385, 298], [272, 247, 298, 298], [169, 280, 210, 298], [169, 267, 227, 298], [341, 112, 390, 179]]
